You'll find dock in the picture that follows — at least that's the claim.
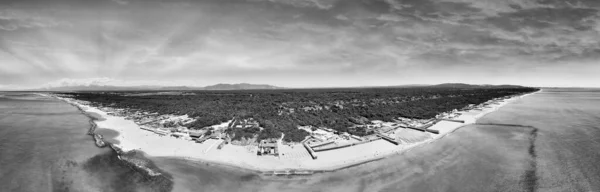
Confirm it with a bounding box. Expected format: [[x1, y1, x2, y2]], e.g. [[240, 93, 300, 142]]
[[309, 141, 335, 148], [311, 137, 381, 152], [262, 170, 314, 176], [398, 125, 440, 134], [302, 141, 318, 159], [139, 119, 161, 125], [140, 126, 155, 132], [376, 132, 399, 145], [438, 118, 465, 123]]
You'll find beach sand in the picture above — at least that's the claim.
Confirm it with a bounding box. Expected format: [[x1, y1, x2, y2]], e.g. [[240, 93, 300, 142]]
[[57, 91, 538, 172]]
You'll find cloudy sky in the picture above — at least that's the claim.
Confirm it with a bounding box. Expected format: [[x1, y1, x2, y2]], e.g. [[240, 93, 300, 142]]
[[1, 0, 599, 89]]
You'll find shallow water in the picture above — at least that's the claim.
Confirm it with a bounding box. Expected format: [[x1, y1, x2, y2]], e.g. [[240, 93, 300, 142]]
[[1, 89, 599, 192], [151, 89, 600, 192], [0, 93, 173, 192], [0, 94, 106, 191]]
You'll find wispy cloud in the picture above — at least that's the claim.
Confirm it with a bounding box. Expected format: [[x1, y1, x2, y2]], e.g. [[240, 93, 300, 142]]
[[0, 8, 71, 31], [0, 0, 599, 88], [42, 77, 204, 88], [111, 0, 129, 5]]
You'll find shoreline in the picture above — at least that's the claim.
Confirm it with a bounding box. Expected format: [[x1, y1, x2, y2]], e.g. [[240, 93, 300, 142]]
[[43, 94, 172, 179], [48, 91, 540, 174]]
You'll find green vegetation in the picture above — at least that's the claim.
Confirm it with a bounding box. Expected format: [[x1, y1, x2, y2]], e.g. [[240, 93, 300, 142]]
[[64, 87, 538, 142]]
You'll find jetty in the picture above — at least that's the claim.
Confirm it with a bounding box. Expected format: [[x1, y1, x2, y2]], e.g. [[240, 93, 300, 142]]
[[302, 139, 318, 159], [438, 118, 465, 123], [263, 169, 314, 176], [309, 141, 335, 148], [376, 132, 399, 145], [398, 125, 440, 134]]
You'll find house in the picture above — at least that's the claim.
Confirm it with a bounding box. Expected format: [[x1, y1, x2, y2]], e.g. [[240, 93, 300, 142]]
[[172, 132, 189, 138], [189, 130, 206, 139], [340, 132, 351, 140], [233, 119, 261, 129], [258, 139, 279, 156], [312, 129, 335, 141]]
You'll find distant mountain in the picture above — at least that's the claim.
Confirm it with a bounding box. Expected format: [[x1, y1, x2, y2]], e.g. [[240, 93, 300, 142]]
[[28, 83, 524, 92], [383, 84, 431, 88], [430, 83, 525, 89], [32, 85, 153, 92], [31, 83, 282, 92], [203, 83, 282, 90]]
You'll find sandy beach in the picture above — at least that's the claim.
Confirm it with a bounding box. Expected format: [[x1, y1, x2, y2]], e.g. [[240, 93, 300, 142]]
[[55, 91, 538, 172]]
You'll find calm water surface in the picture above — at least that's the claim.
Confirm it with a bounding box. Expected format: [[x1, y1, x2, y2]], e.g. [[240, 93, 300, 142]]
[[0, 93, 172, 192], [1, 89, 599, 192], [152, 89, 600, 192]]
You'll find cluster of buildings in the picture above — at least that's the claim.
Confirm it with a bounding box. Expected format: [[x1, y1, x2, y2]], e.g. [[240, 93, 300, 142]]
[[230, 118, 260, 129], [258, 139, 279, 156], [435, 109, 462, 120], [99, 106, 231, 144], [55, 92, 524, 166], [395, 117, 438, 129]]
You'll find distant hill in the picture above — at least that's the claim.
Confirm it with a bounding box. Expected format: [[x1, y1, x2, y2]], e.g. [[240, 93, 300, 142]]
[[203, 83, 281, 90], [31, 83, 282, 92], [33, 85, 153, 92], [430, 83, 525, 89], [28, 83, 525, 92]]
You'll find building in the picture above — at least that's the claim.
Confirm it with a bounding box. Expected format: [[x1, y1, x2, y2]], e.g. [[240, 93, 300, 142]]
[[312, 129, 335, 141], [340, 132, 350, 140], [154, 128, 171, 136], [350, 135, 363, 141], [172, 132, 189, 138], [189, 130, 206, 139], [258, 139, 279, 156], [233, 119, 260, 129]]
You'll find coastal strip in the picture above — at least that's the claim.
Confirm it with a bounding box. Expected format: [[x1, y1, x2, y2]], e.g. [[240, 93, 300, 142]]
[[43, 90, 540, 175], [41, 94, 172, 180]]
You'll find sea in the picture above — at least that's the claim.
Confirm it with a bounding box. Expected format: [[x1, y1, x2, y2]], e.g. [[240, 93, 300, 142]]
[[1, 89, 599, 192]]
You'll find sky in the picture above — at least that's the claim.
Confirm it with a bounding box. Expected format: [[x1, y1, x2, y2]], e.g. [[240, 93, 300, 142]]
[[1, 0, 599, 89]]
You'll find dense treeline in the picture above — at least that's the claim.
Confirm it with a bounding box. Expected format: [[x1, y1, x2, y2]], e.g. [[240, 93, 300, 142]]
[[64, 87, 538, 142]]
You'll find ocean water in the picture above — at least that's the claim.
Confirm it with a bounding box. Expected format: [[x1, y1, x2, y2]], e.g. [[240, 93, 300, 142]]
[[0, 93, 173, 192], [150, 89, 600, 192], [1, 89, 599, 192]]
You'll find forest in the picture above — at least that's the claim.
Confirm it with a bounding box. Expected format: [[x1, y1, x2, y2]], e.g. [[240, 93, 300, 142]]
[[63, 87, 539, 142]]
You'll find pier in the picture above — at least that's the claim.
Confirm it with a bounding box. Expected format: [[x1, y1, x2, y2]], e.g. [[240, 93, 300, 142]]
[[311, 137, 382, 152], [309, 141, 335, 148], [438, 118, 466, 123], [262, 170, 314, 176], [399, 125, 440, 134], [302, 140, 318, 159], [376, 132, 399, 145]]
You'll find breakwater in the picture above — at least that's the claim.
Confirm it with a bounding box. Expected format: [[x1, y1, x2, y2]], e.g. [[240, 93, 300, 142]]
[[53, 95, 172, 183], [59, 98, 107, 148]]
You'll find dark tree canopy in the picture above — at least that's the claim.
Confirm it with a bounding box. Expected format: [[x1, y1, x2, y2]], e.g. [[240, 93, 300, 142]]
[[63, 87, 538, 142]]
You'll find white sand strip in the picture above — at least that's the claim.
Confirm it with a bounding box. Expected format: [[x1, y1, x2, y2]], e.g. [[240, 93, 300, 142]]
[[53, 91, 539, 172]]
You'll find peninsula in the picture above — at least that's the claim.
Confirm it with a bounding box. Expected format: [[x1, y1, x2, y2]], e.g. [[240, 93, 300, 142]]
[[48, 85, 539, 174]]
